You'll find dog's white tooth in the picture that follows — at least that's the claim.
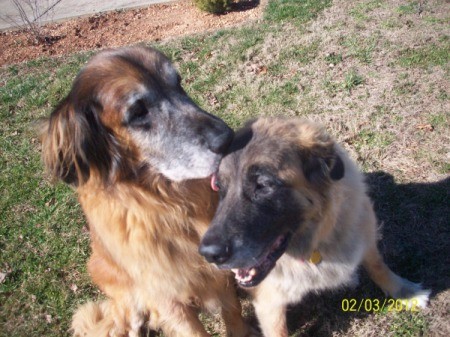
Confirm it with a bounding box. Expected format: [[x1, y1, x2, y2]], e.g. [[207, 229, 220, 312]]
[[249, 268, 257, 276], [231, 268, 239, 274]]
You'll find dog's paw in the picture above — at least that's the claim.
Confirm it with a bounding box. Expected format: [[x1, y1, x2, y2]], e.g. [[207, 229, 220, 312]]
[[392, 279, 431, 309], [399, 289, 431, 309]]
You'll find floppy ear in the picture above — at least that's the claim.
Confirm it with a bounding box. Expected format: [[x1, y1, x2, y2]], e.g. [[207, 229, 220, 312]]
[[301, 151, 345, 186], [40, 95, 118, 186], [329, 153, 344, 180], [293, 120, 345, 186]]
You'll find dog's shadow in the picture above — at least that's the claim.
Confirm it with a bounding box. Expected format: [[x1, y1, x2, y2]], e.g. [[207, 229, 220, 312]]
[[283, 171, 450, 337]]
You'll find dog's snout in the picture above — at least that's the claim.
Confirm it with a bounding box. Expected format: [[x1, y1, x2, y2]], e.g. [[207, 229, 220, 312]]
[[199, 236, 231, 265], [205, 123, 234, 154]]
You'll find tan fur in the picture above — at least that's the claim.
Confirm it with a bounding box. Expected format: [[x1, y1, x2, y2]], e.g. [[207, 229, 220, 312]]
[[235, 118, 430, 337], [71, 301, 116, 337], [40, 47, 252, 337]]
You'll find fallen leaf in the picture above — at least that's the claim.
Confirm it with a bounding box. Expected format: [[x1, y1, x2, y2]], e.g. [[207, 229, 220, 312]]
[[256, 65, 268, 75], [45, 198, 56, 207], [416, 124, 434, 131]]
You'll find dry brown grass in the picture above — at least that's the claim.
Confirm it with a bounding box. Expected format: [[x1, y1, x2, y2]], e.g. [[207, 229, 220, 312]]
[[187, 0, 449, 183]]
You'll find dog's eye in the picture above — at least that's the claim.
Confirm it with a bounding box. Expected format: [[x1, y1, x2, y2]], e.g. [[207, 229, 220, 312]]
[[128, 99, 150, 127], [255, 175, 276, 193], [246, 166, 281, 201]]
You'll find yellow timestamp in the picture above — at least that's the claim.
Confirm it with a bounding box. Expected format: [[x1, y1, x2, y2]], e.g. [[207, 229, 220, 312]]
[[341, 298, 419, 312]]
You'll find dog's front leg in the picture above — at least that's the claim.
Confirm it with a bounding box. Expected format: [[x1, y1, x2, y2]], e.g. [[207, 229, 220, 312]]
[[253, 294, 287, 337], [157, 301, 210, 337], [220, 295, 248, 337], [219, 284, 260, 337]]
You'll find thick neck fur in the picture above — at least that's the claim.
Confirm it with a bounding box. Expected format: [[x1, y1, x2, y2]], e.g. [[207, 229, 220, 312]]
[[77, 169, 217, 237], [78, 170, 221, 301], [286, 183, 342, 259]]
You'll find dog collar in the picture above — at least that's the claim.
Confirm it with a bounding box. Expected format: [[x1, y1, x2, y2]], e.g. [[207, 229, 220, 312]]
[[308, 250, 322, 264]]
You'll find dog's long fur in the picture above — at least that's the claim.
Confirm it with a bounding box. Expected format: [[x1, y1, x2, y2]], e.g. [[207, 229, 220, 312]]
[[200, 117, 430, 337], [40, 46, 252, 337]]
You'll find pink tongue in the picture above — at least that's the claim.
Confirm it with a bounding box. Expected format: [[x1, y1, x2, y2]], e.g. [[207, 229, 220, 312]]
[[211, 174, 219, 191]]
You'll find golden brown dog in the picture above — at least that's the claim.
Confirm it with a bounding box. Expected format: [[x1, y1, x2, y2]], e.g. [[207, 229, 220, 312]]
[[40, 46, 254, 337], [200, 117, 430, 337]]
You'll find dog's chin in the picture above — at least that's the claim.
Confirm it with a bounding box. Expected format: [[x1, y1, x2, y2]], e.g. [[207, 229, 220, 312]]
[[162, 168, 214, 182], [157, 156, 221, 182], [230, 234, 291, 288]]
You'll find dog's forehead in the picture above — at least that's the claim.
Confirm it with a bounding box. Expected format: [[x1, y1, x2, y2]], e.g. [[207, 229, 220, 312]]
[[219, 118, 303, 183], [129, 47, 179, 86], [220, 126, 286, 178], [219, 126, 254, 178], [87, 46, 178, 89]]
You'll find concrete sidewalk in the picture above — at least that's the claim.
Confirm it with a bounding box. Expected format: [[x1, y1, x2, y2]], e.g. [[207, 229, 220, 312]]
[[0, 0, 173, 30]]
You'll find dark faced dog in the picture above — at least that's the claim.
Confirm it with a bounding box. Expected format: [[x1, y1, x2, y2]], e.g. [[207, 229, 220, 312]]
[[200, 117, 430, 337], [40, 46, 254, 337]]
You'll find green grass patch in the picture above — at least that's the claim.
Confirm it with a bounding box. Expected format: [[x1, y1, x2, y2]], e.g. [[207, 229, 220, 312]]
[[279, 40, 321, 65], [398, 43, 450, 68], [423, 16, 450, 25], [354, 129, 394, 151], [324, 52, 343, 66], [341, 34, 379, 64], [265, 0, 331, 24], [381, 17, 403, 29], [323, 75, 341, 97], [322, 69, 366, 96], [350, 0, 384, 21], [436, 89, 449, 101], [390, 312, 429, 337], [393, 80, 417, 96], [396, 1, 418, 15], [343, 69, 365, 93], [262, 80, 300, 108], [428, 113, 447, 127]]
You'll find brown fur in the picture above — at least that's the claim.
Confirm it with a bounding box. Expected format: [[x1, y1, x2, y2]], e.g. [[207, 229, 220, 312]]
[[200, 117, 430, 337], [40, 46, 252, 337]]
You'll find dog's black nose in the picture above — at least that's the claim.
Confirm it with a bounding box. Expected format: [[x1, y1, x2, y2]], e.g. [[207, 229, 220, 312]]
[[199, 238, 231, 265], [205, 123, 234, 154]]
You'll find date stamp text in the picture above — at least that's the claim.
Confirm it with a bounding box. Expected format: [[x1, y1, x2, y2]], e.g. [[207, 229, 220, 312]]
[[341, 298, 419, 312]]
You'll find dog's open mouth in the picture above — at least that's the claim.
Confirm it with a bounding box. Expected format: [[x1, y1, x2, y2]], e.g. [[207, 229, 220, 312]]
[[231, 234, 290, 287]]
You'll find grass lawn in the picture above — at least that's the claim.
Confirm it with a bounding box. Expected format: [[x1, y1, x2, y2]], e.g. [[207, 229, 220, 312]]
[[1, 0, 449, 336]]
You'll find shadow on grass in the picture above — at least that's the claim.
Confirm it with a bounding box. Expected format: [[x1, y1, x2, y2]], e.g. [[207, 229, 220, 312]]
[[228, 0, 260, 13], [283, 172, 449, 336]]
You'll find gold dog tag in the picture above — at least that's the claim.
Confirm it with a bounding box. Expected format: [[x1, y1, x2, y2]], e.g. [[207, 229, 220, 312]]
[[309, 250, 322, 264]]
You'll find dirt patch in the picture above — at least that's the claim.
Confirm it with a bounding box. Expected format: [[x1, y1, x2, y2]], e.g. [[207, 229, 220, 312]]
[[0, 0, 263, 65]]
